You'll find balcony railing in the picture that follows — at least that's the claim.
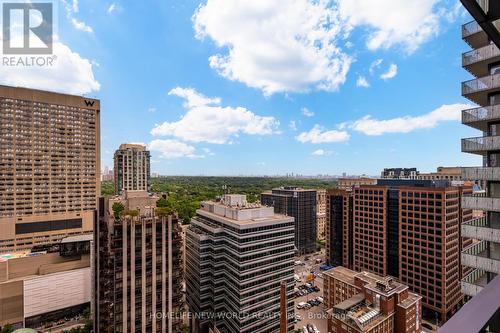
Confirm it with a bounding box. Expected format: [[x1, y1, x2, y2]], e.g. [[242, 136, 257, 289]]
[[462, 166, 500, 180], [462, 20, 482, 38], [463, 44, 500, 67], [462, 135, 500, 153], [462, 217, 500, 242], [461, 268, 488, 297], [462, 241, 500, 274], [462, 73, 500, 95], [462, 194, 500, 212]]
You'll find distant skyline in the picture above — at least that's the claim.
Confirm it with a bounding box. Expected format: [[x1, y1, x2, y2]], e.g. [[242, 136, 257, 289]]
[[1, 0, 482, 175]]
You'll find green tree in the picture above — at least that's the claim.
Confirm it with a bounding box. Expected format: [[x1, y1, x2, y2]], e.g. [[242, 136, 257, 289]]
[[112, 202, 125, 219], [0, 324, 13, 333]]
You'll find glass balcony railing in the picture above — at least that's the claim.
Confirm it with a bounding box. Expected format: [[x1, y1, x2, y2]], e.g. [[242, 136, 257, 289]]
[[461, 268, 488, 297], [462, 135, 500, 153], [461, 194, 500, 212], [462, 217, 500, 242], [463, 44, 500, 67], [462, 105, 500, 125], [462, 166, 500, 180], [463, 20, 482, 38], [462, 73, 500, 95], [462, 241, 500, 274]]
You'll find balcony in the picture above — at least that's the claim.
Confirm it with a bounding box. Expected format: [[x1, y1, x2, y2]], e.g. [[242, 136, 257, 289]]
[[462, 193, 500, 212], [462, 135, 500, 155], [462, 105, 500, 131], [461, 268, 488, 297], [463, 44, 500, 77], [462, 73, 500, 105], [462, 217, 500, 242], [462, 241, 500, 274], [462, 20, 489, 49], [462, 166, 500, 180]]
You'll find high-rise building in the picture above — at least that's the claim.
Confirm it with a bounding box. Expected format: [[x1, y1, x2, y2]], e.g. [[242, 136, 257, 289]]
[[316, 189, 327, 240], [114, 144, 151, 195], [440, 2, 500, 331], [326, 180, 472, 322], [0, 85, 100, 253], [186, 195, 295, 333], [380, 168, 419, 180], [417, 167, 463, 181], [325, 189, 353, 269], [324, 267, 422, 333], [337, 177, 377, 191], [261, 187, 317, 254], [94, 191, 183, 333]]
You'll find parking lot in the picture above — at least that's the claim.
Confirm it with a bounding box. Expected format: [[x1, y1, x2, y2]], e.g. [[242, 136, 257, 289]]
[[293, 250, 328, 333]]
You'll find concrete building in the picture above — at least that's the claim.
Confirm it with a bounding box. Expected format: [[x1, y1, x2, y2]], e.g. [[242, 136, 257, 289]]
[[261, 187, 317, 254], [418, 167, 462, 181], [325, 180, 472, 322], [0, 235, 92, 329], [442, 1, 500, 330], [380, 168, 419, 180], [186, 195, 295, 333], [114, 144, 151, 195], [0, 85, 100, 253], [94, 192, 183, 333], [325, 189, 353, 269], [316, 189, 327, 240], [337, 178, 377, 191], [324, 267, 422, 333]]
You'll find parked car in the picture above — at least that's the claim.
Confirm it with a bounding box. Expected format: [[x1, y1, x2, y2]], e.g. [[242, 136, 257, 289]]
[[312, 324, 320, 333], [296, 301, 307, 309], [320, 264, 334, 271], [302, 326, 308, 333]]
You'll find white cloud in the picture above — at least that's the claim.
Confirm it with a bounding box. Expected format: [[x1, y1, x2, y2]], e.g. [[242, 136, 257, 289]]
[[312, 149, 332, 156], [0, 41, 100, 95], [369, 58, 383, 74], [296, 124, 350, 144], [71, 18, 93, 33], [107, 2, 121, 14], [148, 107, 157, 113], [202, 148, 215, 156], [149, 139, 203, 159], [338, 0, 441, 53], [151, 87, 279, 144], [356, 75, 370, 88], [193, 0, 352, 96], [301, 107, 314, 117], [351, 103, 472, 136], [380, 64, 397, 80], [289, 120, 298, 131]]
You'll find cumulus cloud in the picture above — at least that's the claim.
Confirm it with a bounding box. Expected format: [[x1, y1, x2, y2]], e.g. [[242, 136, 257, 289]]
[[71, 18, 93, 33], [149, 139, 203, 159], [107, 2, 121, 14], [356, 75, 370, 88], [338, 0, 441, 54], [312, 149, 332, 156], [351, 103, 472, 136], [380, 64, 398, 80], [193, 0, 352, 96], [369, 59, 383, 74], [151, 87, 279, 144], [301, 107, 314, 117], [0, 41, 100, 95], [296, 125, 350, 144]]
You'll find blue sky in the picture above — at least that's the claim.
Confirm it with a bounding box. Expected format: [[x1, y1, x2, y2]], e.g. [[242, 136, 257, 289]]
[[2, 0, 484, 175]]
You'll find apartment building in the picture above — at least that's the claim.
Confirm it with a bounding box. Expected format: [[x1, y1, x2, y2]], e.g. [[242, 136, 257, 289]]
[[418, 167, 462, 181], [325, 189, 353, 269], [186, 195, 295, 333], [0, 235, 92, 329], [324, 267, 422, 333], [380, 168, 419, 180], [94, 192, 183, 333], [325, 180, 471, 322], [261, 187, 317, 254], [114, 144, 151, 195], [0, 85, 100, 252], [337, 178, 377, 191], [317, 189, 327, 240]]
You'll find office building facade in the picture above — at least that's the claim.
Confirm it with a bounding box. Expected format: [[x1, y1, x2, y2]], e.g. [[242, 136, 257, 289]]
[[324, 267, 422, 333], [114, 144, 151, 195], [0, 85, 99, 253], [186, 195, 295, 333], [325, 189, 353, 269], [337, 178, 377, 191], [261, 187, 317, 254], [94, 192, 183, 333]]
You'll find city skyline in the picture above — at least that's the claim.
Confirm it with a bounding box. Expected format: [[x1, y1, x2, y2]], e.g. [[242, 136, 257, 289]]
[[0, 0, 483, 176]]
